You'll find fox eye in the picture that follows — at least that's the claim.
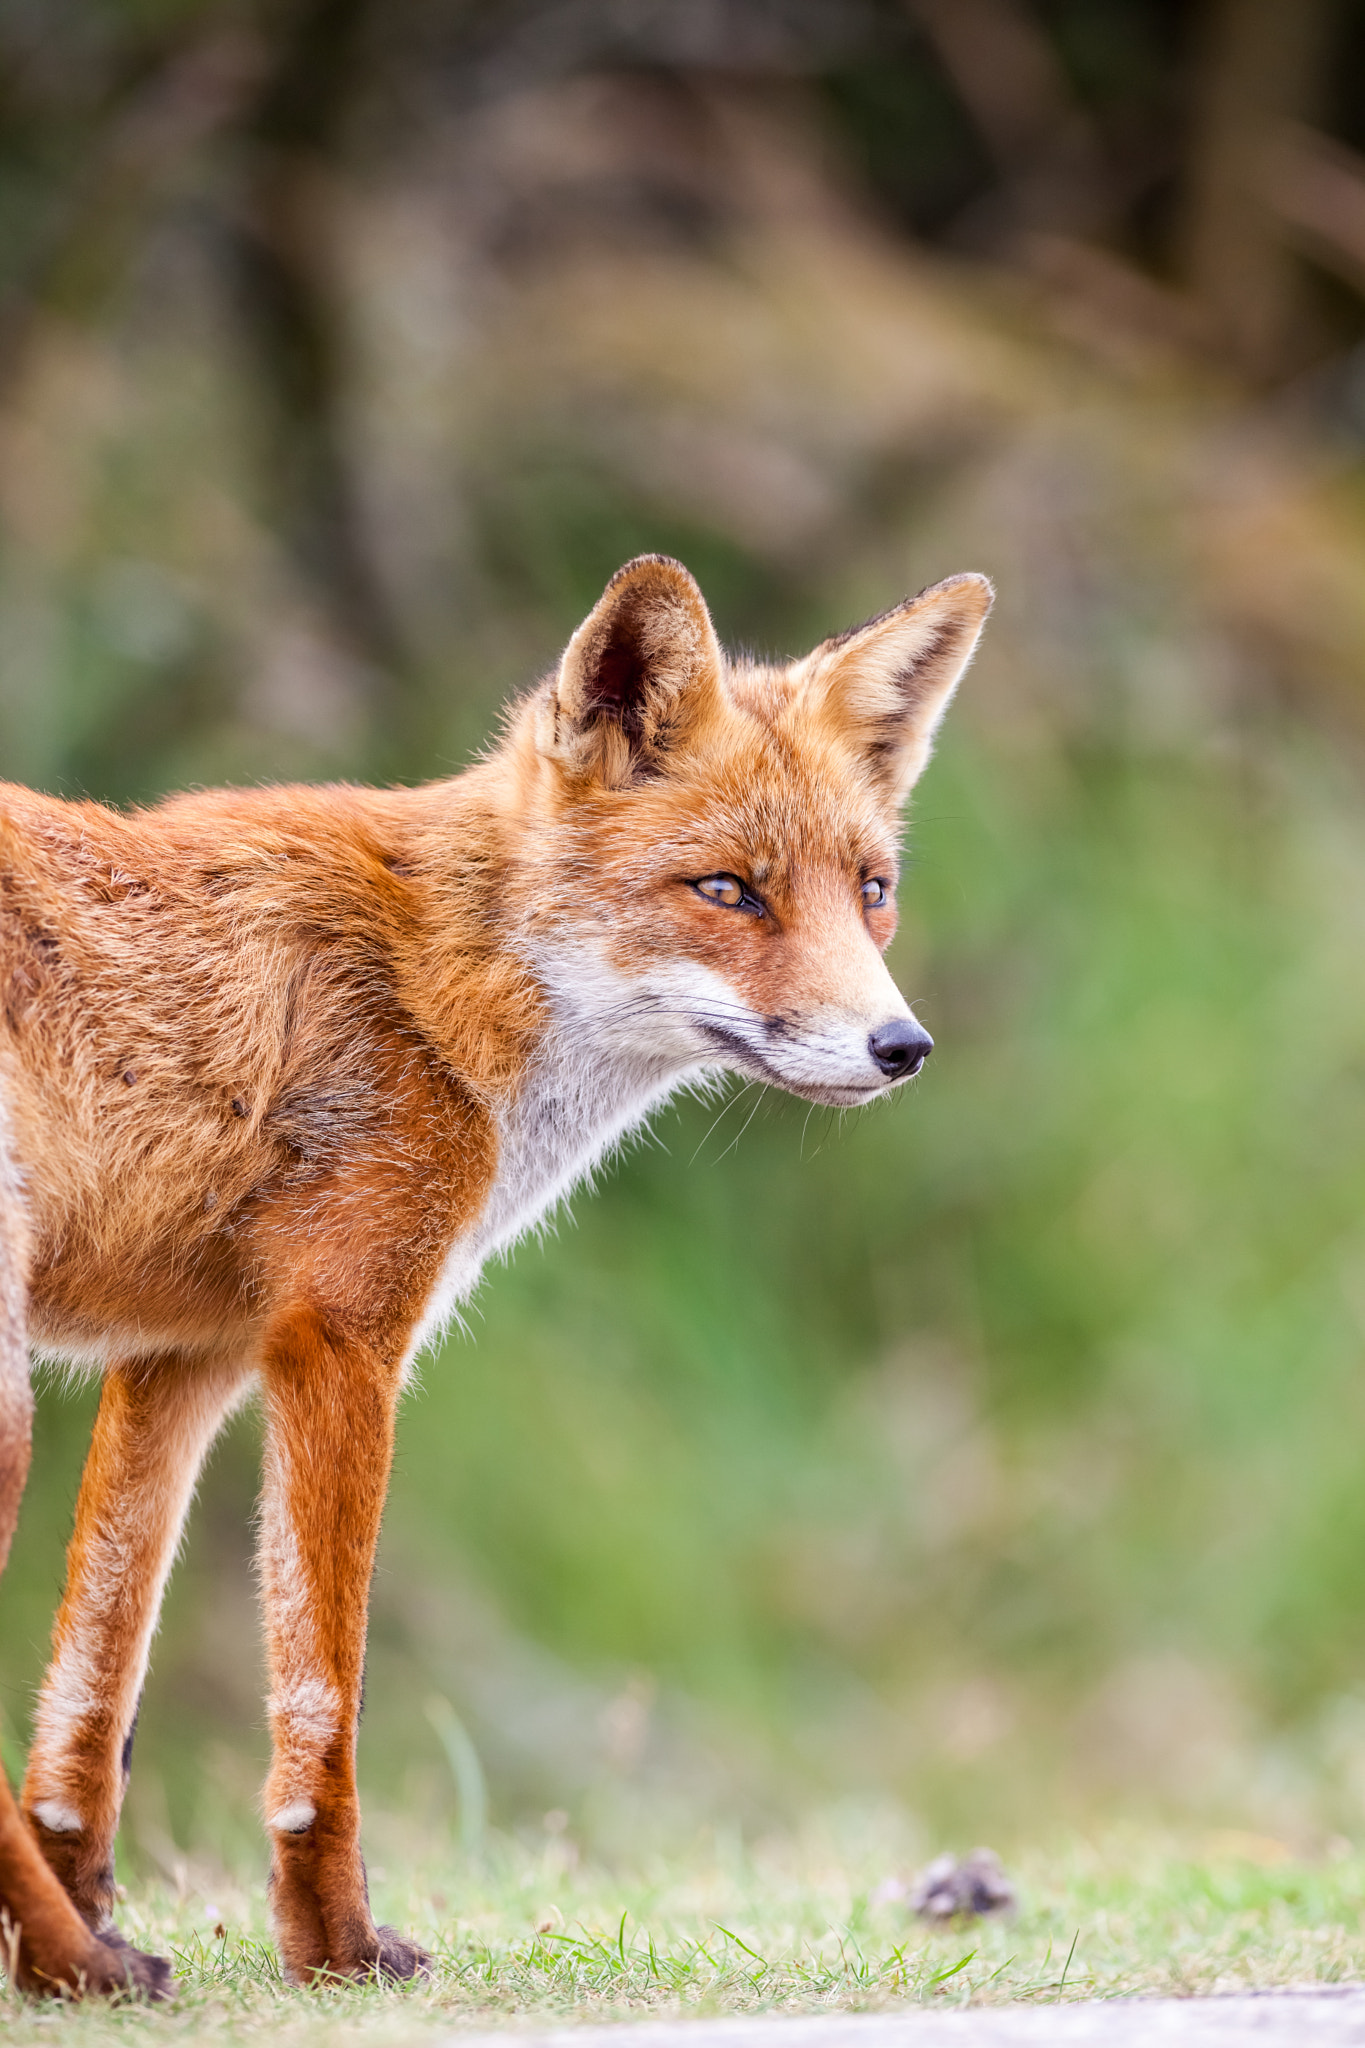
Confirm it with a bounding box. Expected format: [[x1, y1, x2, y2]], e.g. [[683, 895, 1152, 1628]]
[[862, 877, 890, 909], [693, 873, 751, 910]]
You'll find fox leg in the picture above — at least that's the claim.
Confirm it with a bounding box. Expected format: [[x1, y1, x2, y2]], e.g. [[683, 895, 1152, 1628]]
[[258, 1306, 428, 1984], [21, 1354, 247, 1938], [0, 1127, 170, 1997]]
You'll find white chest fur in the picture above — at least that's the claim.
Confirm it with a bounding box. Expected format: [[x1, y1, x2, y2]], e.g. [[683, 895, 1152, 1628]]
[[407, 1028, 699, 1363], [405, 937, 746, 1364]]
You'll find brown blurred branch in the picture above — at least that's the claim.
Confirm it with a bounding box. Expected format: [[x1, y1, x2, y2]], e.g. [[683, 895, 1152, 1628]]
[[0, 0, 417, 719], [1263, 123, 1365, 302], [904, 0, 1111, 239], [0, 26, 263, 395], [230, 0, 417, 705], [1181, 0, 1336, 379]]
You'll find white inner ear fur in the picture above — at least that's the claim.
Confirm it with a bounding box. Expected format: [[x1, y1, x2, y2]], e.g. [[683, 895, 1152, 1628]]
[[810, 572, 994, 802]]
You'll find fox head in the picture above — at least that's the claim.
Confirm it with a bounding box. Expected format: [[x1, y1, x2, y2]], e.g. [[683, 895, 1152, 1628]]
[[509, 554, 992, 1108]]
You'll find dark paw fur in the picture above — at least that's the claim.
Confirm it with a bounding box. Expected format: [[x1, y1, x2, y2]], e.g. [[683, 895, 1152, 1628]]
[[107, 1940, 176, 2000], [99, 1923, 175, 1985], [372, 1925, 433, 1982]]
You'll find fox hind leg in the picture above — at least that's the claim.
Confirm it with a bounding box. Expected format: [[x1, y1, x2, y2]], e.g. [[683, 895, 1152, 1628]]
[[0, 1108, 171, 1999], [22, 1354, 248, 1937]]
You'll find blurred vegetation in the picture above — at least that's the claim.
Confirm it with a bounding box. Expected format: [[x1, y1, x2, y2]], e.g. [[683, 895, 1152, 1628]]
[[8, 0, 1365, 1884]]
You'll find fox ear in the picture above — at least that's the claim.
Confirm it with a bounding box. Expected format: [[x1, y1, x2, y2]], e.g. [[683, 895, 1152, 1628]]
[[543, 555, 723, 785], [805, 573, 993, 803]]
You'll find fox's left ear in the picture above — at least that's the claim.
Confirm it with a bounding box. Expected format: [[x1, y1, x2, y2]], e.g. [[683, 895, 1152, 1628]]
[[804, 573, 994, 804]]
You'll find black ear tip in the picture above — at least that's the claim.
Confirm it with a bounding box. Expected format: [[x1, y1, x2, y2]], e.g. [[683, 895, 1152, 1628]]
[[930, 571, 994, 616], [603, 553, 700, 598]]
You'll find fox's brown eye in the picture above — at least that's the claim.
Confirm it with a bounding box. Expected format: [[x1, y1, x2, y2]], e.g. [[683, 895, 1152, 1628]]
[[694, 874, 746, 908], [862, 878, 889, 909]]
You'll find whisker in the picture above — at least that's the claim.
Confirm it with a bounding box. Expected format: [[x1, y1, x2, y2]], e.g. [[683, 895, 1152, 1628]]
[[580, 992, 768, 1029], [800, 1100, 819, 1162], [689, 1077, 757, 1166], [803, 1105, 839, 1161], [712, 1083, 769, 1163]]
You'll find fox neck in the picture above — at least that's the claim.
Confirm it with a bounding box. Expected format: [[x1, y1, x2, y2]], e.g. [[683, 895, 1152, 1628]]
[[486, 963, 695, 1254], [401, 760, 728, 1352], [407, 927, 711, 1356]]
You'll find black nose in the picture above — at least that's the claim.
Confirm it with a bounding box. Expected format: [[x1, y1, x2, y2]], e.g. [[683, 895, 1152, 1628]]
[[868, 1019, 933, 1079]]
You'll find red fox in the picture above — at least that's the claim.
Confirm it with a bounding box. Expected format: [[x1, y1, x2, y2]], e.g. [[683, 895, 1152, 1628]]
[[0, 555, 990, 1994]]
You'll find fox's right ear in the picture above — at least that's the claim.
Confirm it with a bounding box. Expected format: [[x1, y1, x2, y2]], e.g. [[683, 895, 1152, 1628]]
[[538, 555, 723, 786]]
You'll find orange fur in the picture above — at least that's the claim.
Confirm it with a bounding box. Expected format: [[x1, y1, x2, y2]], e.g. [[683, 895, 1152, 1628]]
[[0, 556, 990, 1993]]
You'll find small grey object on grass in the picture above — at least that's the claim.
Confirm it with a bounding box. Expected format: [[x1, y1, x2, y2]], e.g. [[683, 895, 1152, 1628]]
[[909, 1847, 1017, 1921]]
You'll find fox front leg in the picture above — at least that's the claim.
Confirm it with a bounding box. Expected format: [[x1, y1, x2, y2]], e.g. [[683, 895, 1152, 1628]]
[[258, 1308, 430, 1985], [23, 1356, 247, 1936]]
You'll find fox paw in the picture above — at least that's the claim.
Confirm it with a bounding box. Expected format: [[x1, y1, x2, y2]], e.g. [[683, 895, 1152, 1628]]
[[100, 1941, 175, 2000], [372, 1925, 433, 1982], [14, 1930, 174, 2001], [95, 1923, 176, 1997], [277, 1922, 433, 1986]]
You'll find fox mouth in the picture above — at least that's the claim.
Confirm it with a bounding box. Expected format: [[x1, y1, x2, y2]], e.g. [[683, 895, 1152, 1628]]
[[695, 1020, 901, 1107]]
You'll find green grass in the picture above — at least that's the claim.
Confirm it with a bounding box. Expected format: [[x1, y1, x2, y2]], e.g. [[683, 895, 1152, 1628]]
[[6, 1831, 1365, 2041]]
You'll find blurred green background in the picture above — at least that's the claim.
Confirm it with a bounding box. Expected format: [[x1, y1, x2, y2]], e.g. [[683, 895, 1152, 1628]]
[[7, 0, 1365, 1882]]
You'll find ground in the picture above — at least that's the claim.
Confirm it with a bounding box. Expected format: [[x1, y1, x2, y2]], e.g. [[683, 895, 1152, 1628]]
[[3, 1828, 1365, 2043]]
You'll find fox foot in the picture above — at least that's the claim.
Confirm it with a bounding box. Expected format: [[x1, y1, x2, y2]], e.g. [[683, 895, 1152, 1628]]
[[12, 1926, 174, 2001], [18, 1820, 174, 2000], [93, 1922, 177, 1995], [369, 1926, 433, 1982], [277, 1920, 433, 1986], [270, 1866, 433, 1985], [269, 1823, 434, 1985]]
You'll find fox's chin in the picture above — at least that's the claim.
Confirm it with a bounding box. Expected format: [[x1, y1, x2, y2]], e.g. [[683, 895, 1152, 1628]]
[[698, 1031, 905, 1107], [723, 1055, 899, 1107], [778, 1080, 895, 1107]]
